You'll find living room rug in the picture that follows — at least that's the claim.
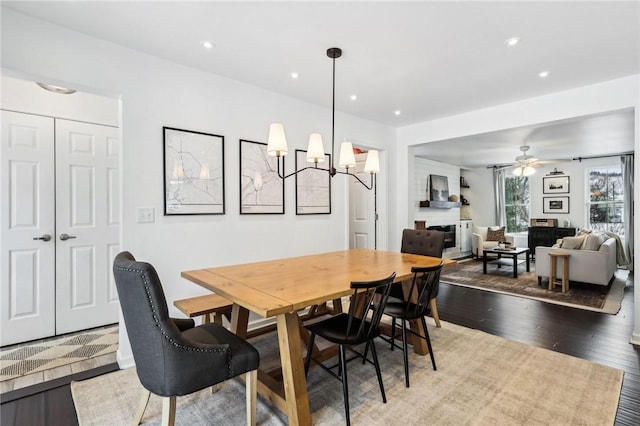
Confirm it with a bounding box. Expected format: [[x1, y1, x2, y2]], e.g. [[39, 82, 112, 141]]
[[71, 322, 623, 426], [441, 260, 626, 314]]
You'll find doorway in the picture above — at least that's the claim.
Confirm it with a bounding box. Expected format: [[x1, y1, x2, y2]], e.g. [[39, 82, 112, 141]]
[[1, 77, 120, 346], [348, 150, 385, 250]]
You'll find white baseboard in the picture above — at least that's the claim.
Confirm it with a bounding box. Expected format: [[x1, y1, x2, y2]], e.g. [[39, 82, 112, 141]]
[[630, 331, 640, 346]]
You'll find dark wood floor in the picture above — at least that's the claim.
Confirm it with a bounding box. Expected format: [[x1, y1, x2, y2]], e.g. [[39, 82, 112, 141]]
[[2, 272, 638, 425]]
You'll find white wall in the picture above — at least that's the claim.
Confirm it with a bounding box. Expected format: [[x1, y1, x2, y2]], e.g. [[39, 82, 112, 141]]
[[1, 9, 397, 365], [396, 74, 640, 345], [460, 167, 495, 227]]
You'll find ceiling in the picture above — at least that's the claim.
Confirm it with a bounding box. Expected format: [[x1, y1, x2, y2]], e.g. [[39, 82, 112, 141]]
[[414, 108, 636, 168], [3, 1, 638, 165]]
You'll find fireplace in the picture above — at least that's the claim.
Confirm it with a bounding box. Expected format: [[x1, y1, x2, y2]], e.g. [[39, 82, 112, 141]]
[[427, 224, 457, 249]]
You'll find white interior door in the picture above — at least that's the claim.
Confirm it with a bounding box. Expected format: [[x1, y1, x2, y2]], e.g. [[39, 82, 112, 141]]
[[55, 119, 120, 334], [1, 111, 56, 346], [349, 153, 376, 249]]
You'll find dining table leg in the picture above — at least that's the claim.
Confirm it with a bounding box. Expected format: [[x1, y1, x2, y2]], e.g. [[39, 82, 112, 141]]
[[277, 312, 312, 426], [230, 303, 250, 337]]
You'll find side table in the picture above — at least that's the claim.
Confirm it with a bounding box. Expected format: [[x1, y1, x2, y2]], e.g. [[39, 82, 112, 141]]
[[548, 252, 570, 293]]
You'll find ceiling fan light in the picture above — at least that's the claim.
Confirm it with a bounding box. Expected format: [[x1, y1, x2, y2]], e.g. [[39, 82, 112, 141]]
[[512, 166, 523, 176], [523, 165, 536, 176]]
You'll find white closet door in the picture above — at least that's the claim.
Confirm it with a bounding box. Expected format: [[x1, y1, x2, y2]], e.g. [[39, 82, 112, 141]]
[[1, 111, 56, 346], [55, 119, 120, 334]]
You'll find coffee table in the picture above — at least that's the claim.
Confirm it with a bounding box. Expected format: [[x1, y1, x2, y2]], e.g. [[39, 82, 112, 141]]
[[483, 247, 530, 278]]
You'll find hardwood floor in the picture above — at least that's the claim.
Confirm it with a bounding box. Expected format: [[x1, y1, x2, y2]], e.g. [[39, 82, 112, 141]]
[[1, 272, 638, 425]]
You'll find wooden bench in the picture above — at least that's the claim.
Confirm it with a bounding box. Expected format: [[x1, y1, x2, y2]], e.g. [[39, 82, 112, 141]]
[[174, 294, 233, 325]]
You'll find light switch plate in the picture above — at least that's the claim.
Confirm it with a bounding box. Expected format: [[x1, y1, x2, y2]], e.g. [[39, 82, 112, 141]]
[[137, 207, 155, 223]]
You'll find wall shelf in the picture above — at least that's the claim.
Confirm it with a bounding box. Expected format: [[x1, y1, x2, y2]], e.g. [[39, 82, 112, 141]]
[[419, 200, 462, 209]]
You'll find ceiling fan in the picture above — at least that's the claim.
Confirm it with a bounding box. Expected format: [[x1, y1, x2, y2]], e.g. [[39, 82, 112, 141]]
[[511, 145, 538, 176], [498, 145, 566, 176]]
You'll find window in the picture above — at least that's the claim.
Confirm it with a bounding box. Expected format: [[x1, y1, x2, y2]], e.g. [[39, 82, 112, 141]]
[[505, 176, 530, 233], [586, 166, 624, 237]]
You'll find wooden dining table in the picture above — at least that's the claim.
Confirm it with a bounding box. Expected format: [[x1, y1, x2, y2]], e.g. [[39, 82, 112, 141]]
[[181, 248, 453, 426]]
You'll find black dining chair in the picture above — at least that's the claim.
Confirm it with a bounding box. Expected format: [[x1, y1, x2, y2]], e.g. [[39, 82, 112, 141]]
[[400, 228, 445, 327], [112, 251, 260, 426], [303, 272, 396, 426], [381, 262, 444, 388]]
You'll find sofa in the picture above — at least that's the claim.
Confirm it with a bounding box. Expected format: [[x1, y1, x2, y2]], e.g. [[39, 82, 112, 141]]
[[471, 225, 514, 258], [535, 237, 616, 287]]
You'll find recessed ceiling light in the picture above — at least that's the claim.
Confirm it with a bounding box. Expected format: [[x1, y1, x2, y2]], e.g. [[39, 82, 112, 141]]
[[394, 110, 401, 116], [36, 82, 76, 94], [505, 37, 520, 47], [201, 40, 215, 50], [290, 72, 299, 79], [538, 70, 550, 78], [350, 94, 357, 101]]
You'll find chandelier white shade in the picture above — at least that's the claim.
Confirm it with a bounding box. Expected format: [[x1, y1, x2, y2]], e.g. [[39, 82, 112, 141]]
[[364, 149, 380, 173], [306, 133, 326, 163], [338, 142, 357, 169], [267, 123, 288, 156]]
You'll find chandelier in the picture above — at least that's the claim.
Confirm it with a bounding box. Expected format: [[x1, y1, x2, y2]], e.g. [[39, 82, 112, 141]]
[[266, 47, 380, 189]]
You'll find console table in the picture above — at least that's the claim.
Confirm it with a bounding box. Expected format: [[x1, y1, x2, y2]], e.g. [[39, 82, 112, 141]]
[[528, 226, 576, 259]]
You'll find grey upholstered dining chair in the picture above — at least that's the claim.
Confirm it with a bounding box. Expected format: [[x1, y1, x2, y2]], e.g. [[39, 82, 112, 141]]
[[400, 228, 445, 327], [112, 251, 259, 426]]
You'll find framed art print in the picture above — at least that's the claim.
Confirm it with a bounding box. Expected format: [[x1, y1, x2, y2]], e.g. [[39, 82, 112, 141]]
[[296, 149, 331, 215], [429, 174, 449, 201], [239, 139, 284, 214], [163, 127, 225, 215], [543, 196, 569, 214], [543, 175, 570, 194], [295, 149, 331, 214]]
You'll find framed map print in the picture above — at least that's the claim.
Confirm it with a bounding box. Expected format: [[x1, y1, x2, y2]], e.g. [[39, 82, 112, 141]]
[[163, 127, 225, 215], [295, 149, 331, 215], [239, 139, 284, 214]]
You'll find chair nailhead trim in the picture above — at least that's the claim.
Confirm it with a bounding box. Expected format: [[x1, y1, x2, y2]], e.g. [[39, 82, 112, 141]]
[[115, 265, 232, 377]]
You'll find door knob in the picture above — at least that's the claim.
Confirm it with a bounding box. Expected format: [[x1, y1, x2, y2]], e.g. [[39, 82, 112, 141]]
[[33, 234, 52, 242], [59, 233, 77, 241]]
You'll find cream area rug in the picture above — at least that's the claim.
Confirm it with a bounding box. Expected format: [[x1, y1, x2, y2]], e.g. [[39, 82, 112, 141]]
[[71, 322, 623, 425]]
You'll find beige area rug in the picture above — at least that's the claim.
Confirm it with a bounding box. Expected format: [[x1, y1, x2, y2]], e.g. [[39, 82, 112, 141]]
[[441, 260, 627, 314], [72, 322, 623, 425], [0, 325, 118, 382]]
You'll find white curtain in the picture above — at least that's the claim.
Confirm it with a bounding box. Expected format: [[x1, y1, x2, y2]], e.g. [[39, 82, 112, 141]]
[[621, 154, 634, 270], [493, 167, 506, 227]]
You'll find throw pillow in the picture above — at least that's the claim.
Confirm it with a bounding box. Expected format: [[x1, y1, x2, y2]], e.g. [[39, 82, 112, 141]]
[[486, 227, 505, 242], [561, 236, 585, 250], [581, 232, 608, 251]]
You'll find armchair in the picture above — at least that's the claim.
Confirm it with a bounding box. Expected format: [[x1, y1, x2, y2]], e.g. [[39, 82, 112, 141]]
[[471, 225, 514, 258]]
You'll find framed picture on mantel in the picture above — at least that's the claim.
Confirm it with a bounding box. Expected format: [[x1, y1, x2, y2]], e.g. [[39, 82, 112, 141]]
[[429, 175, 449, 201]]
